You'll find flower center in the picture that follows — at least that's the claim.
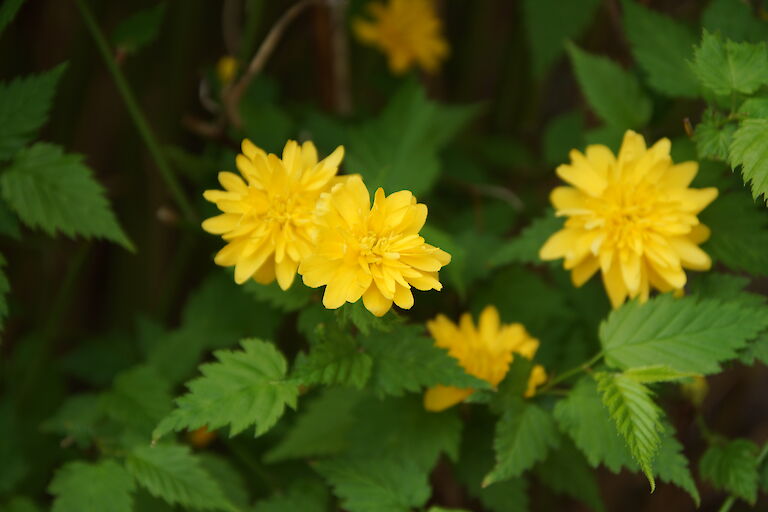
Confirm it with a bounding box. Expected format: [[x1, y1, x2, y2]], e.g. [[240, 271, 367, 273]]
[[357, 232, 395, 263]]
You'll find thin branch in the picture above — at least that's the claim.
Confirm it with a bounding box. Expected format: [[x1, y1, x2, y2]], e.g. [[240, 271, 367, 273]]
[[75, 0, 197, 222]]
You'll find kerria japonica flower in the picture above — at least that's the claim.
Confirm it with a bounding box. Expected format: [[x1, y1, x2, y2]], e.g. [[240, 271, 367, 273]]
[[353, 0, 448, 74], [202, 139, 344, 290], [539, 130, 718, 309], [298, 175, 451, 317], [424, 305, 547, 412]]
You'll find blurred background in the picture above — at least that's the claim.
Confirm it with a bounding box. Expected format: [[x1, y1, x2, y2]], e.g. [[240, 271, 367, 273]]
[[2, 1, 767, 511]]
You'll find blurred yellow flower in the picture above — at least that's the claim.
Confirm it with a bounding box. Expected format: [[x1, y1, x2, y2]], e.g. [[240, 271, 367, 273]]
[[299, 176, 450, 316], [216, 55, 238, 85], [202, 139, 344, 290], [354, 0, 448, 74], [424, 306, 547, 412], [540, 130, 718, 309]]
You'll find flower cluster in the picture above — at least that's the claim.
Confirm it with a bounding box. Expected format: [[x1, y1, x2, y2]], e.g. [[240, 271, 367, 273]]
[[203, 139, 451, 317], [353, 0, 448, 74], [424, 305, 547, 412], [540, 130, 718, 308]]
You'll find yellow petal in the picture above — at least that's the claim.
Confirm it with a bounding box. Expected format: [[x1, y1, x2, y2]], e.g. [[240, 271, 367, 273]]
[[201, 214, 240, 234], [525, 365, 548, 398], [393, 284, 414, 309], [661, 161, 698, 189], [539, 228, 574, 261], [252, 256, 276, 285], [556, 154, 607, 197], [423, 385, 474, 412], [669, 237, 711, 271], [602, 262, 628, 309], [218, 172, 248, 193], [275, 257, 299, 290], [362, 284, 393, 317], [571, 257, 600, 287]]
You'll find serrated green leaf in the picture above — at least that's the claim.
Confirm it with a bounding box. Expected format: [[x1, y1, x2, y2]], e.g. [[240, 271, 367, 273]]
[[0, 63, 66, 160], [112, 3, 166, 53], [738, 97, 768, 118], [694, 109, 737, 161], [623, 366, 697, 383], [483, 398, 559, 486], [700, 439, 759, 505], [488, 212, 560, 268], [700, 191, 768, 274], [0, 143, 132, 249], [49, 460, 135, 512], [292, 329, 372, 389], [729, 118, 768, 201], [553, 377, 636, 472], [535, 439, 606, 512], [621, 0, 699, 97], [125, 444, 233, 512], [692, 30, 768, 97], [252, 479, 329, 512], [154, 339, 298, 439], [335, 301, 392, 336], [346, 81, 478, 196], [359, 323, 489, 398], [197, 454, 249, 511], [522, 0, 601, 77], [314, 456, 430, 512], [600, 294, 768, 374], [345, 396, 463, 471], [655, 428, 700, 506], [264, 387, 362, 463], [689, 272, 766, 306], [594, 371, 662, 490], [566, 43, 652, 129], [740, 333, 768, 366]]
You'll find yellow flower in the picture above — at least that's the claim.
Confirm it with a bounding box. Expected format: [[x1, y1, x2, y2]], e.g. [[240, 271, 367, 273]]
[[298, 176, 450, 316], [423, 306, 547, 412], [354, 0, 449, 74], [202, 139, 344, 290], [539, 130, 718, 309]]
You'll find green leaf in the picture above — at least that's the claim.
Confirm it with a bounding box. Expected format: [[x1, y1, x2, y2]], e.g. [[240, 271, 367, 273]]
[[522, 0, 601, 77], [0, 400, 29, 494], [702, 0, 768, 43], [112, 3, 166, 53], [691, 30, 768, 97], [566, 43, 652, 129], [154, 339, 298, 439], [740, 333, 768, 366], [252, 479, 329, 512], [594, 371, 662, 490], [197, 454, 249, 511], [125, 444, 234, 512], [335, 301, 392, 336], [694, 109, 736, 161], [49, 460, 135, 512], [488, 212, 561, 267], [699, 439, 759, 505], [621, 0, 699, 97], [738, 96, 768, 118], [0, 63, 66, 161], [263, 387, 362, 463], [700, 191, 768, 274], [238, 78, 294, 154], [600, 294, 768, 374], [345, 396, 463, 471], [314, 456, 430, 512], [359, 323, 489, 397], [729, 118, 768, 201], [483, 398, 559, 486], [0, 143, 133, 249], [346, 81, 478, 196], [243, 280, 313, 312], [102, 365, 173, 439], [42, 393, 104, 448], [655, 428, 700, 506], [0, 0, 25, 37], [553, 377, 636, 472], [292, 328, 372, 389], [623, 365, 697, 383], [535, 439, 606, 512]]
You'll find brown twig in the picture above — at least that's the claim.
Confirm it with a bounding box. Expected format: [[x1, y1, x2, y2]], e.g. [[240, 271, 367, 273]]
[[224, 0, 325, 127]]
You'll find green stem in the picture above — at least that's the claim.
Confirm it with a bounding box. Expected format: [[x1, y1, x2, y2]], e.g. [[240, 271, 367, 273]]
[[718, 442, 768, 512], [74, 0, 197, 223], [537, 351, 604, 394]]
